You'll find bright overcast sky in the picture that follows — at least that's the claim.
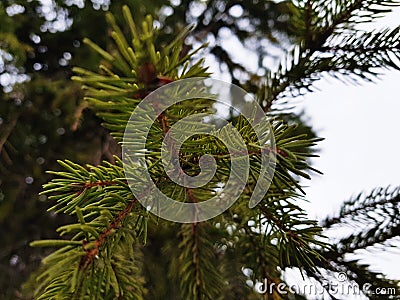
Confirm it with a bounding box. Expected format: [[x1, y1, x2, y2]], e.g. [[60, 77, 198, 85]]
[[295, 7, 400, 281], [207, 4, 400, 291], [3, 1, 398, 297]]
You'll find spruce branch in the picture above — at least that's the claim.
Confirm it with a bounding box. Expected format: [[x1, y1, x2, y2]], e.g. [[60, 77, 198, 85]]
[[172, 223, 224, 300], [261, 0, 400, 110], [27, 3, 400, 299], [322, 186, 400, 254], [304, 186, 400, 299], [30, 157, 148, 299]]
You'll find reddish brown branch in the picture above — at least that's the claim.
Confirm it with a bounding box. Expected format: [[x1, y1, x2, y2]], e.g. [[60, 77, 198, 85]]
[[206, 146, 287, 160], [158, 113, 170, 133], [75, 71, 175, 271], [72, 180, 122, 196], [79, 199, 137, 270], [84, 180, 116, 189], [133, 75, 174, 99]]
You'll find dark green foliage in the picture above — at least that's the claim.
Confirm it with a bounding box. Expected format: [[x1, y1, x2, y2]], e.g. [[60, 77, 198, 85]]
[[1, 1, 400, 299], [27, 6, 329, 299]]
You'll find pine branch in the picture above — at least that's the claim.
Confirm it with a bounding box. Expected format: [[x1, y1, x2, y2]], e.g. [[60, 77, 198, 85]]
[[71, 12, 209, 142], [28, 4, 400, 299], [218, 242, 259, 299], [322, 186, 400, 254], [30, 157, 148, 299], [304, 186, 400, 299], [261, 0, 400, 108], [258, 200, 329, 272], [173, 223, 224, 300], [239, 223, 288, 299]]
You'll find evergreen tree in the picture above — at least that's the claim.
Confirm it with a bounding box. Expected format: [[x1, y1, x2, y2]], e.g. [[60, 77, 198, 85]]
[[1, 0, 400, 299], [0, 1, 297, 296]]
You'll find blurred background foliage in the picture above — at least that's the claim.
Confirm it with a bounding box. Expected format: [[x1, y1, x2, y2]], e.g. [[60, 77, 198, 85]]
[[0, 1, 314, 298]]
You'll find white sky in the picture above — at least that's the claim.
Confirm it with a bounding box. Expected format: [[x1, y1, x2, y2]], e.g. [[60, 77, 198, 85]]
[[2, 1, 398, 297], [296, 8, 400, 280], [272, 8, 400, 300], [205, 5, 400, 297]]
